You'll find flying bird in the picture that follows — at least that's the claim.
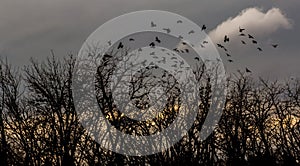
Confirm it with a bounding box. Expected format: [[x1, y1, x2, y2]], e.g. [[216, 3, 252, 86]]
[[129, 38, 135, 41], [228, 59, 233, 63], [177, 20, 183, 23], [239, 33, 246, 36], [257, 47, 262, 51], [151, 21, 157, 27], [155, 37, 161, 43], [182, 42, 187, 45], [201, 24, 206, 31], [149, 42, 155, 47], [246, 67, 252, 73], [224, 35, 229, 43], [185, 49, 189, 53], [241, 40, 246, 44], [203, 41, 208, 44], [248, 34, 254, 39], [194, 57, 200, 61], [188, 30, 195, 34], [226, 53, 231, 57], [252, 40, 258, 44], [163, 28, 171, 33], [272, 44, 278, 48], [239, 27, 245, 33], [117, 42, 124, 49]]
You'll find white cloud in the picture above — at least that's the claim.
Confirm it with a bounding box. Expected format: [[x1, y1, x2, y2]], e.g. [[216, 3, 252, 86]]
[[209, 7, 292, 42]]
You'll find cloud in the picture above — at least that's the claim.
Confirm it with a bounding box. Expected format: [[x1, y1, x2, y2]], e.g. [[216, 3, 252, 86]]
[[209, 7, 292, 42]]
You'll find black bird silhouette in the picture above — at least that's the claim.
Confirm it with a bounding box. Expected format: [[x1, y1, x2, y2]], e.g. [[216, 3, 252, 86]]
[[103, 54, 113, 58], [257, 47, 262, 51], [173, 48, 179, 53], [177, 20, 183, 23], [248, 34, 254, 39], [272, 44, 278, 48], [226, 53, 231, 57], [163, 28, 171, 33], [239, 26, 245, 33], [182, 42, 187, 45], [224, 35, 229, 43], [203, 40, 208, 44], [151, 21, 157, 27], [239, 33, 246, 36], [241, 40, 246, 44], [188, 30, 195, 34], [201, 24, 206, 31], [246, 67, 252, 73], [149, 42, 155, 47], [155, 37, 161, 43], [185, 49, 189, 53], [117, 42, 124, 49], [129, 38, 135, 41], [194, 57, 200, 61], [252, 40, 258, 44], [228, 59, 233, 63], [217, 43, 224, 48]]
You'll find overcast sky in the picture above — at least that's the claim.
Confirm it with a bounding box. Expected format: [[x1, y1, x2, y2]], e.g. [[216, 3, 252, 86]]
[[0, 0, 299, 80]]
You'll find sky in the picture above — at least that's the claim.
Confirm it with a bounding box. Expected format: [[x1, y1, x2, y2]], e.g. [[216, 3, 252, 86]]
[[0, 0, 299, 80]]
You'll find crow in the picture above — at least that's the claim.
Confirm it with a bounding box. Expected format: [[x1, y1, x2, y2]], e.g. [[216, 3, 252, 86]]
[[149, 42, 155, 47], [224, 35, 229, 43], [188, 30, 195, 34], [155, 37, 161, 43], [117, 42, 123, 49], [194, 57, 200, 61], [163, 28, 171, 33], [151, 21, 157, 27], [252, 40, 258, 44], [248, 34, 254, 39], [246, 67, 252, 73], [239, 26, 245, 33], [201, 24, 206, 31], [272, 44, 278, 48], [228, 59, 233, 63]]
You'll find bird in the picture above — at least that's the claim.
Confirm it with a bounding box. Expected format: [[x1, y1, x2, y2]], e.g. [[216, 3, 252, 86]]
[[252, 40, 258, 44], [182, 42, 187, 45], [129, 38, 135, 41], [203, 41, 208, 44], [217, 43, 224, 48], [272, 44, 278, 48], [246, 67, 252, 73], [173, 48, 179, 53], [257, 47, 262, 51], [224, 35, 229, 43], [228, 59, 233, 63], [163, 28, 171, 33], [194, 57, 200, 61], [185, 49, 189, 53], [239, 33, 246, 36], [239, 27, 245, 33], [149, 42, 155, 47], [155, 37, 161, 43], [117, 42, 124, 49], [241, 40, 246, 44], [177, 20, 183, 23], [201, 24, 206, 31], [151, 21, 157, 27], [188, 30, 195, 34], [103, 54, 113, 59], [248, 34, 254, 39], [226, 53, 231, 57]]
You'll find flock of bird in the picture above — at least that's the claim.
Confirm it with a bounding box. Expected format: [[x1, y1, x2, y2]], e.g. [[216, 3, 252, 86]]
[[106, 20, 279, 74]]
